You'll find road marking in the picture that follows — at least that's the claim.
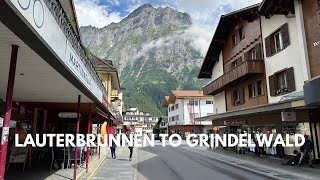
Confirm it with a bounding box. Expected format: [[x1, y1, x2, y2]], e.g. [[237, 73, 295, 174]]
[[87, 156, 107, 180], [76, 156, 99, 179]]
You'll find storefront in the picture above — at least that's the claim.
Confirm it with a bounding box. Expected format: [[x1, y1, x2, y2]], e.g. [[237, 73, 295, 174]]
[[0, 0, 115, 179], [204, 99, 320, 158]]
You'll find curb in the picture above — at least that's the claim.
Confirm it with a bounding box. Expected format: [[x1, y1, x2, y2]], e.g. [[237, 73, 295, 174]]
[[134, 148, 139, 180], [76, 156, 99, 180], [86, 156, 107, 180]]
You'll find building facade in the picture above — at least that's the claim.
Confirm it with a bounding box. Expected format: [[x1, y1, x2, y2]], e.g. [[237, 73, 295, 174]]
[[162, 90, 215, 135], [199, 4, 268, 112], [198, 1, 320, 158], [123, 107, 158, 127]]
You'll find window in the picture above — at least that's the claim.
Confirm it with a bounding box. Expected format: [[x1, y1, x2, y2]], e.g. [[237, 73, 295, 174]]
[[232, 34, 237, 46], [189, 100, 198, 106], [192, 113, 199, 118], [175, 103, 179, 109], [231, 57, 242, 68], [274, 31, 283, 52], [251, 49, 257, 60], [239, 26, 245, 40], [265, 23, 290, 57], [232, 89, 244, 106], [257, 80, 263, 96], [277, 71, 287, 92], [206, 101, 213, 104], [248, 84, 256, 98], [269, 67, 295, 96]]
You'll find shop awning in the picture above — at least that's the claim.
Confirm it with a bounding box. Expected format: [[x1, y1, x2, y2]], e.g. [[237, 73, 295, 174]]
[[0, 1, 112, 117], [196, 98, 309, 123]]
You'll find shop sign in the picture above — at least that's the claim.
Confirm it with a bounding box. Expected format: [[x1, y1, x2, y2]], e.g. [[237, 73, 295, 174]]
[[9, 147, 28, 163], [58, 112, 80, 119], [313, 40, 320, 47], [224, 120, 247, 126], [281, 111, 296, 122], [0, 118, 17, 128], [8, 0, 103, 103], [212, 126, 220, 131]]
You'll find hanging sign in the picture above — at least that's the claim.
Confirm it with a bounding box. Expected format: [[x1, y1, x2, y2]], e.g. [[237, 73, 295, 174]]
[[281, 111, 296, 122], [58, 112, 80, 119]]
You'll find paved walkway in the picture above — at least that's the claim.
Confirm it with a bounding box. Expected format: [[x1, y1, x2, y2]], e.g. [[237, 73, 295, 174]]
[[5, 154, 103, 180], [182, 145, 320, 180], [88, 146, 138, 180]]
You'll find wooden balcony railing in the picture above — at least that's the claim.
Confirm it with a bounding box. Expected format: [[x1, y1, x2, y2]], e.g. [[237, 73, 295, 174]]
[[203, 60, 265, 95]]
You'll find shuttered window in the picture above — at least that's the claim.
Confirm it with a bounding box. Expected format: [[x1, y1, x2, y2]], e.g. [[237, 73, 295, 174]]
[[232, 34, 237, 47], [264, 23, 290, 57], [239, 26, 245, 40], [248, 84, 256, 98], [257, 80, 263, 96], [230, 57, 242, 69], [232, 88, 245, 106], [269, 67, 295, 96]]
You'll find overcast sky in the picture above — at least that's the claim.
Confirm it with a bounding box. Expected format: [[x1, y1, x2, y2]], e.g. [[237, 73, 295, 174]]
[[74, 0, 262, 55]]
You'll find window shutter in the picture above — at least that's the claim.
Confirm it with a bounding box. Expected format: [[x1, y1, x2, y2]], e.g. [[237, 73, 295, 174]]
[[286, 67, 295, 92], [265, 36, 272, 57], [239, 88, 244, 104], [280, 23, 290, 48], [231, 91, 235, 106], [269, 75, 276, 96], [255, 43, 261, 59], [244, 51, 250, 61]]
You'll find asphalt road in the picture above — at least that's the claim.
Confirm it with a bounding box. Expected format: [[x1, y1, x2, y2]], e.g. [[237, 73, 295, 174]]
[[137, 142, 272, 180]]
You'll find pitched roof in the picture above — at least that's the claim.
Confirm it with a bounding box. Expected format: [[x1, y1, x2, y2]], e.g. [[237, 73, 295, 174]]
[[162, 96, 170, 108], [162, 90, 210, 108], [172, 90, 204, 98], [198, 3, 260, 78]]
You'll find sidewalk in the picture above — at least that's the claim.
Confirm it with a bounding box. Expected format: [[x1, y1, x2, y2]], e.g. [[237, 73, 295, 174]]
[[182, 145, 320, 180], [86, 146, 138, 180], [5, 154, 102, 180]]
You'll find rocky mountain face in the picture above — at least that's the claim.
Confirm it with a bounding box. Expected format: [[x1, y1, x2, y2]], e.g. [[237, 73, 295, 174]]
[[80, 4, 207, 115]]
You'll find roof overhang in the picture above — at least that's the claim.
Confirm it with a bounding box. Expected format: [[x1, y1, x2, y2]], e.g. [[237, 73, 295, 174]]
[[259, 0, 295, 17], [198, 3, 260, 79], [196, 99, 309, 122]]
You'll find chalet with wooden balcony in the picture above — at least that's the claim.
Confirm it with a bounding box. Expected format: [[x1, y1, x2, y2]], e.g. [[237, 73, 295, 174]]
[[199, 4, 268, 112]]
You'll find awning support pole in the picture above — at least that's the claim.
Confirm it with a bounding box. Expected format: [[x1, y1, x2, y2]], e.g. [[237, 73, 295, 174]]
[[98, 123, 101, 159], [86, 107, 91, 173], [0, 45, 19, 180], [73, 95, 81, 180]]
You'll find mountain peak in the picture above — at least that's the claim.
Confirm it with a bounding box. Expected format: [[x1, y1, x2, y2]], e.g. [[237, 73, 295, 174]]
[[122, 4, 192, 26]]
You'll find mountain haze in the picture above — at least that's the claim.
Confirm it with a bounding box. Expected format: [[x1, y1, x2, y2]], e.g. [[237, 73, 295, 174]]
[[80, 4, 208, 115]]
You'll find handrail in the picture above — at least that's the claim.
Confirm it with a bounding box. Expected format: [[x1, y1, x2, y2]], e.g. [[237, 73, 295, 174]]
[[204, 60, 264, 95]]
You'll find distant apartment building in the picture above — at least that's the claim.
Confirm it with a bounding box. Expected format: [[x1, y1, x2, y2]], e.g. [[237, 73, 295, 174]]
[[123, 107, 158, 128], [162, 90, 215, 135]]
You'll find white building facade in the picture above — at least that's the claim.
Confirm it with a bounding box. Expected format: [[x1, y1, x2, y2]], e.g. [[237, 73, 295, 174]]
[[163, 90, 215, 134], [260, 0, 310, 103]]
